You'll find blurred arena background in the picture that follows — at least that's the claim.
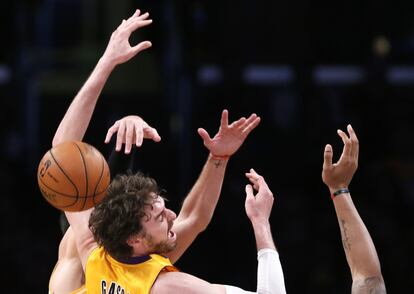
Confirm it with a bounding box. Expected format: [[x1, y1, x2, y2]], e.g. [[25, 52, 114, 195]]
[[1, 0, 413, 292]]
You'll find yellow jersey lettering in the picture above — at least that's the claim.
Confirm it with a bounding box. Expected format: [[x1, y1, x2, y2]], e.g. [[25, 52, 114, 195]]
[[101, 280, 128, 294]]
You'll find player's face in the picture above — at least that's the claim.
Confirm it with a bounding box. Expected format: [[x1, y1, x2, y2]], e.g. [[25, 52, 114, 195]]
[[141, 196, 177, 254]]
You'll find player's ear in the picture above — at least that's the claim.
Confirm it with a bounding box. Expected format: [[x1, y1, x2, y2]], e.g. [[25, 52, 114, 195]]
[[126, 234, 144, 247]]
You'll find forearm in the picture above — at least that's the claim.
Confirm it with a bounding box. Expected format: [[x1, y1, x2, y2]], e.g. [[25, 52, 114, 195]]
[[52, 57, 116, 146], [251, 221, 276, 251], [166, 155, 229, 263], [179, 154, 228, 230], [332, 193, 383, 280]]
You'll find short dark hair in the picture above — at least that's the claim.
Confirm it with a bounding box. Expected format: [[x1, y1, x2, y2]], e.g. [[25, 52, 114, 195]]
[[89, 171, 162, 259]]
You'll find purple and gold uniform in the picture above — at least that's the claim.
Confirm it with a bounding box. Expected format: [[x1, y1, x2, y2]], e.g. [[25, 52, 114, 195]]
[[85, 247, 178, 294]]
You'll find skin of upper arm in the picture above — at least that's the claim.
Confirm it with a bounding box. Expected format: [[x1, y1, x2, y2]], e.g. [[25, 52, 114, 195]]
[[352, 276, 386, 294], [65, 209, 98, 269], [150, 271, 226, 294], [50, 228, 85, 294]]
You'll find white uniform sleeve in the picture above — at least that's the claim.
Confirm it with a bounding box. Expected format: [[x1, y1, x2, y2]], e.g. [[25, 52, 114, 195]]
[[224, 249, 286, 294], [257, 249, 286, 294]]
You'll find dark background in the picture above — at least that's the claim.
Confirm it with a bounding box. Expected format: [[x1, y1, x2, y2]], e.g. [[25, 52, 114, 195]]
[[1, 0, 413, 293]]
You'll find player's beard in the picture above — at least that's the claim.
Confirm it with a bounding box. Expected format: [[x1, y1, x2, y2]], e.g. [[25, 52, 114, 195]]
[[144, 232, 176, 254]]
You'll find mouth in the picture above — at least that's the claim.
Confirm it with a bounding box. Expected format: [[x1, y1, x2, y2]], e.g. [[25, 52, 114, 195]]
[[168, 229, 176, 241], [165, 216, 177, 243]]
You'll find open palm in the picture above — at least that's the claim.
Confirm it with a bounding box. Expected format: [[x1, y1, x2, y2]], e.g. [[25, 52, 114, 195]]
[[197, 110, 261, 157]]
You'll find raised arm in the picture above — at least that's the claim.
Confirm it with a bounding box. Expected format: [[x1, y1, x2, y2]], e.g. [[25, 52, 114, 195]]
[[152, 170, 286, 294], [322, 124, 386, 294], [244, 169, 276, 251], [49, 227, 84, 294], [52, 9, 152, 147], [242, 169, 286, 294], [55, 9, 154, 269], [167, 110, 260, 263]]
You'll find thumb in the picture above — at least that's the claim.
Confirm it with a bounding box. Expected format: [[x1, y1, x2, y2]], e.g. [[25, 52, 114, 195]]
[[152, 129, 161, 142], [323, 144, 333, 169], [197, 128, 211, 143], [146, 127, 161, 142], [132, 41, 152, 55], [245, 184, 255, 204]]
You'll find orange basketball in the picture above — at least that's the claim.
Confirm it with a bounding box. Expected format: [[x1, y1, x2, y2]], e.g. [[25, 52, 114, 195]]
[[37, 141, 110, 212]]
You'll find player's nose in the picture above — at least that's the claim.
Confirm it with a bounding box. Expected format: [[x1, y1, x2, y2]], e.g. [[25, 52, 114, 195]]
[[166, 209, 177, 220]]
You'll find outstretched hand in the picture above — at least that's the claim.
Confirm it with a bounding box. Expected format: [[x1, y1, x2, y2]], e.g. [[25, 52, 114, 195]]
[[104, 115, 161, 154], [102, 9, 152, 66], [245, 169, 274, 224], [322, 124, 359, 193], [197, 109, 260, 158]]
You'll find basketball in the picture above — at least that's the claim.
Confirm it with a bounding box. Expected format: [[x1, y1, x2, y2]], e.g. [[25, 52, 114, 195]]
[[37, 141, 110, 212]]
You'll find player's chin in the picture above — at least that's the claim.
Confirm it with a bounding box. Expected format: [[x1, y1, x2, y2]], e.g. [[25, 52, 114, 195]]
[[163, 239, 177, 254], [167, 241, 177, 252]]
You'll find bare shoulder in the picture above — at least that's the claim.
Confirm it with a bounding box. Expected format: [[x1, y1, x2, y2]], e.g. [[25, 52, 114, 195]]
[[151, 271, 225, 294], [352, 276, 386, 294]]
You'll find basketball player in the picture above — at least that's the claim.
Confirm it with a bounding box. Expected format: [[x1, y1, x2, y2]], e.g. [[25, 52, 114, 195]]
[[49, 116, 156, 294], [322, 124, 386, 293], [56, 109, 277, 294], [48, 9, 156, 294], [50, 8, 277, 293], [70, 167, 285, 294]]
